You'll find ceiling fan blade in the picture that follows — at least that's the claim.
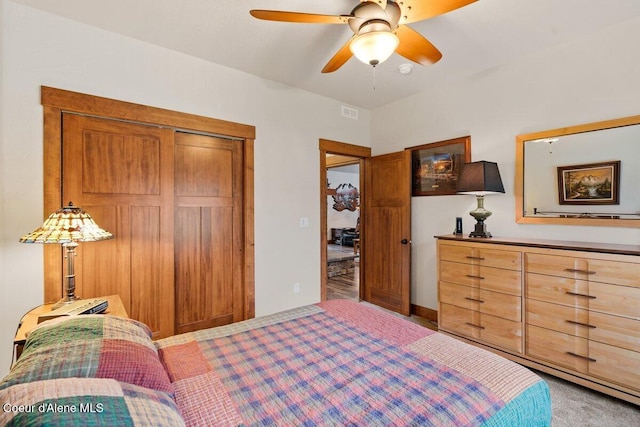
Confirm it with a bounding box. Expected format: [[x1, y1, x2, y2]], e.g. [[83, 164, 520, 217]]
[[400, 0, 477, 24], [250, 10, 348, 24], [322, 38, 355, 73], [395, 25, 442, 66]]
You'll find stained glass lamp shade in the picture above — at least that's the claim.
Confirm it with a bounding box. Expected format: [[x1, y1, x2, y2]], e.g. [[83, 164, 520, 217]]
[[20, 202, 113, 308]]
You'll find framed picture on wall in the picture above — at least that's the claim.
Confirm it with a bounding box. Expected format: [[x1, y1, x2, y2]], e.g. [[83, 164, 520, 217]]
[[408, 136, 471, 196], [557, 160, 620, 205]]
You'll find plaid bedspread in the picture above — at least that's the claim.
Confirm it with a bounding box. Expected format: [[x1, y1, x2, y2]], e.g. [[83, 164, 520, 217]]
[[157, 300, 551, 426]]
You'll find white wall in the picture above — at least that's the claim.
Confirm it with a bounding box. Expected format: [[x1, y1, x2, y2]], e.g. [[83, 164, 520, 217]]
[[372, 16, 640, 311], [0, 1, 370, 375], [0, 0, 6, 374]]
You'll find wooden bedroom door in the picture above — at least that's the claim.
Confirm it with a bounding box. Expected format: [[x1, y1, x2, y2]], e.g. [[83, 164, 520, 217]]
[[174, 132, 245, 334], [362, 150, 412, 316], [62, 114, 176, 338]]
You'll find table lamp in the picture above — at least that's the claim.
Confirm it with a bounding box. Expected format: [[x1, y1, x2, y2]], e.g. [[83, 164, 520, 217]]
[[456, 161, 505, 238], [20, 202, 114, 309]]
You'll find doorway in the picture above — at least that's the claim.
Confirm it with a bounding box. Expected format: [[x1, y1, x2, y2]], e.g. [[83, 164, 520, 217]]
[[319, 139, 371, 301], [326, 157, 360, 300]]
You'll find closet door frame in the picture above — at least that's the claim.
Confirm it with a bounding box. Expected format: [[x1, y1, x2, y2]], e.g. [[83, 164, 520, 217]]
[[41, 86, 256, 320]]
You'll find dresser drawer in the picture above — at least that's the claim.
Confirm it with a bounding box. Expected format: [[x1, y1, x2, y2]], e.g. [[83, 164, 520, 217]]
[[525, 253, 640, 288], [590, 340, 640, 392], [439, 244, 521, 271], [527, 299, 640, 351], [439, 303, 523, 353], [527, 273, 640, 319], [440, 281, 521, 321], [526, 325, 589, 372], [440, 261, 522, 296], [527, 325, 640, 392]]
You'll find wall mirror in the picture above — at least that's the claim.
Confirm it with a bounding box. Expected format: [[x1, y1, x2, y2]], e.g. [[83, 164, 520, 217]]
[[516, 114, 640, 227]]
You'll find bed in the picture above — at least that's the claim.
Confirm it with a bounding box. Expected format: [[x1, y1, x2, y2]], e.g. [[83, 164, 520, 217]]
[[1, 299, 551, 426]]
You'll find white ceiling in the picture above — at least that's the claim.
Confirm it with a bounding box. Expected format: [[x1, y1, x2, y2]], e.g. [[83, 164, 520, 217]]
[[10, 0, 640, 109]]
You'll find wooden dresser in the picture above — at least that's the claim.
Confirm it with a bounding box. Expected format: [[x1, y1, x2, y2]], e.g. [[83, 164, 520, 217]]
[[436, 235, 640, 405]]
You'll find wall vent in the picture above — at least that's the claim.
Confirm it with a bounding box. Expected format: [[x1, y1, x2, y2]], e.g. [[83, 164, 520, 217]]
[[341, 106, 358, 120]]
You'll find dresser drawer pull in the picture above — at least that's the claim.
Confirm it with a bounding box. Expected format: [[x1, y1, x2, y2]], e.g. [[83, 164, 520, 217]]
[[565, 291, 596, 299], [566, 320, 596, 329], [466, 256, 485, 261], [564, 268, 596, 275], [465, 322, 485, 330], [465, 274, 485, 280], [465, 297, 485, 303], [566, 351, 596, 363]]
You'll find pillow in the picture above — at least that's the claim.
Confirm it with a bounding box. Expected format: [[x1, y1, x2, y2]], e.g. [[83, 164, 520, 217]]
[[0, 377, 185, 427], [0, 315, 173, 395]]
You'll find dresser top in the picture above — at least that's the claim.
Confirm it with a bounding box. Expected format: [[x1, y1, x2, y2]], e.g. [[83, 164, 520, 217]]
[[435, 234, 640, 257]]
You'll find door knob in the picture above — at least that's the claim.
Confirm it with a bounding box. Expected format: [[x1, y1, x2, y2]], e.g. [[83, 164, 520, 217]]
[[401, 239, 409, 244]]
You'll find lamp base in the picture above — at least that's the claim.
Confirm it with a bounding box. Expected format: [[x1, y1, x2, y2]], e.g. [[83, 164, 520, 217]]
[[51, 294, 81, 310], [469, 220, 492, 238], [52, 242, 81, 310], [468, 195, 493, 238]]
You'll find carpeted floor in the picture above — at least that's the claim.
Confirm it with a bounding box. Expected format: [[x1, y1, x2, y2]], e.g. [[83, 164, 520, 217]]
[[537, 371, 640, 426]]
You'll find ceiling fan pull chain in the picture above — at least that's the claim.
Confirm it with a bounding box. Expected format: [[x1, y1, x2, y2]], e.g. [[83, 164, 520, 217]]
[[372, 66, 376, 90]]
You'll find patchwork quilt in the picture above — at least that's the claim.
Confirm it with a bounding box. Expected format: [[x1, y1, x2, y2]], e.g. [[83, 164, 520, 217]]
[[1, 378, 184, 427], [1, 315, 173, 395], [0, 316, 182, 426], [156, 300, 551, 426]]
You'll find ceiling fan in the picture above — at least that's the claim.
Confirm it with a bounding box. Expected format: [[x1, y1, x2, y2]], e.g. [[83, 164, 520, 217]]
[[250, 0, 477, 73]]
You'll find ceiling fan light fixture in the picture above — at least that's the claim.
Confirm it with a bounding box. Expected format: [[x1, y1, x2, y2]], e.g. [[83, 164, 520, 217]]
[[350, 31, 399, 67]]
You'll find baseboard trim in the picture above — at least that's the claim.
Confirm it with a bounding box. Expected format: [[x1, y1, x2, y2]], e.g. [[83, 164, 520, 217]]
[[411, 304, 437, 322]]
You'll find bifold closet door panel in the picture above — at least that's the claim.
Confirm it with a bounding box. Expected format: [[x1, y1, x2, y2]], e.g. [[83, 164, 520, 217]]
[[62, 113, 175, 338], [174, 133, 244, 334]]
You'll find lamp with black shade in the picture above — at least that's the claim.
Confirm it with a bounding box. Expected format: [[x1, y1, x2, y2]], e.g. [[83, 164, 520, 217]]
[[456, 161, 505, 238], [19, 202, 114, 309]]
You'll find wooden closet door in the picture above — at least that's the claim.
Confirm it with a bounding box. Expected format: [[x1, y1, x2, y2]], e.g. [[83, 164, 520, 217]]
[[62, 114, 175, 338], [174, 132, 244, 333]]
